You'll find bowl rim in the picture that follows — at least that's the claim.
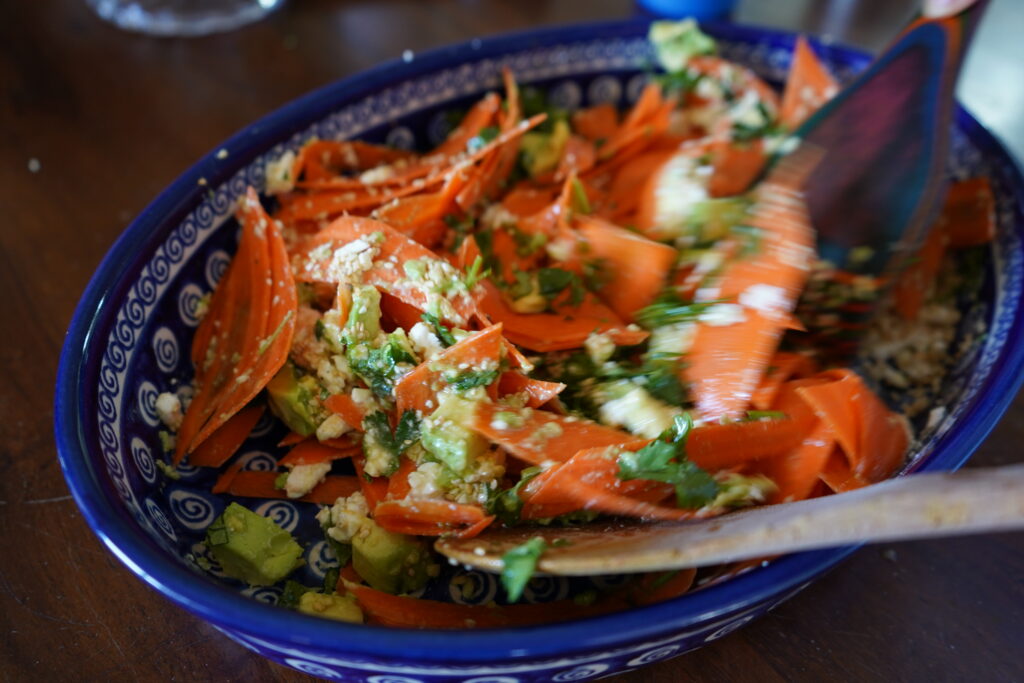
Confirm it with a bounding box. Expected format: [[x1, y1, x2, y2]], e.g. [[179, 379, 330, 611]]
[[55, 17, 1024, 665]]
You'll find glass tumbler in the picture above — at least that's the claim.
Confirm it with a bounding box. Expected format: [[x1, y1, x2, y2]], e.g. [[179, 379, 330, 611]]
[[86, 0, 285, 37]]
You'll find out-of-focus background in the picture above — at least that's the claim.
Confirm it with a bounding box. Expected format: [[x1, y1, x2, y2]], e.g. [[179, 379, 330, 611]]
[[2, 1, 1021, 682]]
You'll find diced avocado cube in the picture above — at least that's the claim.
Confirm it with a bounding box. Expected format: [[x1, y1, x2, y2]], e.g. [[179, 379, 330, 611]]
[[266, 363, 323, 437], [420, 392, 488, 474], [205, 502, 304, 586], [649, 19, 717, 73], [352, 519, 431, 594], [520, 119, 570, 178], [688, 198, 751, 244], [344, 285, 382, 343], [297, 591, 364, 623]]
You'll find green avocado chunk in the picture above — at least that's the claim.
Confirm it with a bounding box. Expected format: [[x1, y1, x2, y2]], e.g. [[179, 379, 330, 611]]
[[266, 362, 322, 437], [297, 591, 364, 623], [352, 519, 431, 594], [420, 392, 488, 474], [205, 502, 304, 586]]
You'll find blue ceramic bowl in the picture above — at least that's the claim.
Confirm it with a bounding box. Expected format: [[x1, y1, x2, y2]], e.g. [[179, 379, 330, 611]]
[[55, 19, 1024, 683]]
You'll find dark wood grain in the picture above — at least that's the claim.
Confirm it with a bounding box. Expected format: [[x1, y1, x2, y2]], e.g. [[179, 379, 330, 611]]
[[1, 1, 1021, 681]]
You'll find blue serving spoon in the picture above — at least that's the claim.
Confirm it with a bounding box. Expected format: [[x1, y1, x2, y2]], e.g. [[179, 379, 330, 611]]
[[791, 0, 989, 276]]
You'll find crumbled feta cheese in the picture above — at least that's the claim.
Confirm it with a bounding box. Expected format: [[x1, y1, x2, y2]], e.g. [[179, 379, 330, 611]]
[[584, 332, 616, 365], [407, 461, 443, 499], [155, 392, 183, 431], [317, 492, 370, 543], [264, 150, 297, 195], [648, 322, 696, 356], [651, 154, 710, 239], [316, 413, 352, 441], [599, 385, 681, 439], [359, 165, 395, 184], [408, 322, 446, 361], [699, 303, 747, 326], [284, 462, 332, 499], [739, 284, 789, 317], [316, 354, 353, 395], [479, 203, 519, 230]]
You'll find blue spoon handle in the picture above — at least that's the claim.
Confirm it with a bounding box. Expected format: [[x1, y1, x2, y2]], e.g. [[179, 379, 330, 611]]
[[787, 0, 988, 276]]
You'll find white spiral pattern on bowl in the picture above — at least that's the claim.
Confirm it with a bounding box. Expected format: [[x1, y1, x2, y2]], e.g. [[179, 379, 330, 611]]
[[168, 489, 218, 531], [446, 568, 498, 606], [177, 283, 206, 328], [130, 437, 157, 484], [242, 585, 283, 605], [285, 659, 344, 679], [626, 645, 680, 667], [366, 676, 427, 683], [234, 450, 277, 471], [151, 326, 179, 373], [587, 75, 622, 105], [253, 500, 300, 533], [551, 663, 610, 681], [306, 540, 340, 579], [548, 80, 582, 111], [136, 380, 160, 427], [145, 498, 177, 540], [204, 249, 231, 289], [248, 411, 277, 438], [625, 72, 650, 103], [386, 126, 416, 150], [521, 574, 570, 603]]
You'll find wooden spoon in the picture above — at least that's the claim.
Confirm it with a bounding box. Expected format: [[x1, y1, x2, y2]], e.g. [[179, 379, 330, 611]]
[[436, 465, 1024, 575]]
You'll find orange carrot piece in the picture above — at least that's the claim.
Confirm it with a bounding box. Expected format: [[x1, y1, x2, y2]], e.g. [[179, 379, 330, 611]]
[[501, 185, 559, 218], [454, 514, 496, 539], [294, 215, 480, 325], [818, 450, 871, 493], [324, 393, 367, 432], [346, 583, 625, 629], [394, 324, 505, 415], [277, 431, 307, 448], [431, 92, 501, 158], [892, 218, 948, 321], [556, 134, 597, 180], [352, 456, 389, 512], [683, 167, 816, 419], [603, 149, 677, 222], [476, 280, 647, 353], [632, 568, 698, 605], [191, 191, 298, 449], [598, 84, 664, 160], [471, 402, 647, 465], [217, 471, 360, 504], [497, 371, 565, 408], [379, 292, 426, 331], [940, 177, 996, 248], [756, 420, 834, 502], [572, 103, 620, 142], [278, 439, 359, 467], [751, 351, 818, 410], [575, 215, 676, 321], [372, 499, 487, 536], [797, 369, 910, 483], [187, 404, 265, 468], [686, 414, 813, 472], [779, 36, 839, 129], [708, 138, 767, 198], [386, 456, 418, 500]]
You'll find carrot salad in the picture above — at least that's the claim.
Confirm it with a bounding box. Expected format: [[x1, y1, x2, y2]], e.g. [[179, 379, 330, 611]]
[[153, 20, 996, 627]]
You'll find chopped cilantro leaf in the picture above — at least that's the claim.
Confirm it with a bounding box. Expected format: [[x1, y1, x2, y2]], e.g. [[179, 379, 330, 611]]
[[635, 291, 723, 329], [617, 414, 720, 509], [421, 312, 457, 348], [501, 536, 547, 602], [486, 466, 542, 526], [448, 368, 500, 392], [462, 254, 490, 290]]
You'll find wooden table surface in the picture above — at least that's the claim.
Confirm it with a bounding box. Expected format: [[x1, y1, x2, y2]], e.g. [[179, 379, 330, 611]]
[[2, 0, 1022, 681]]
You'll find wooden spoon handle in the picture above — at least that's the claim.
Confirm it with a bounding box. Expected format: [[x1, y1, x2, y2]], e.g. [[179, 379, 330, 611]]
[[436, 466, 1024, 575]]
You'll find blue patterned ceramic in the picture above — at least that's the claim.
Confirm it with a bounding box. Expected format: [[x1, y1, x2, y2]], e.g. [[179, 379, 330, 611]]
[[55, 19, 1024, 683]]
